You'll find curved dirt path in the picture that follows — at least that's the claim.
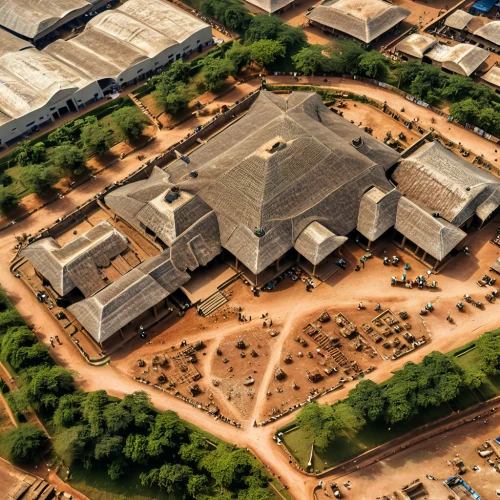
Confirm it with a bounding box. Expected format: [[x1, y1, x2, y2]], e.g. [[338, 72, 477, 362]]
[[1, 76, 500, 499]]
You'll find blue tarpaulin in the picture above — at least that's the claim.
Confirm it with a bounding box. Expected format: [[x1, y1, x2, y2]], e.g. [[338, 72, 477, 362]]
[[472, 0, 496, 13]]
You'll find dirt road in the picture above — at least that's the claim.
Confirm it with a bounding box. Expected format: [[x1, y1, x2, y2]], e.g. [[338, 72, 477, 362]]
[[1, 77, 500, 499]]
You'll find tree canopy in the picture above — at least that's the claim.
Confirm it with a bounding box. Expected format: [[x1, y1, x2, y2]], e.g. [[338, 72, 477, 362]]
[[203, 57, 236, 90], [111, 107, 149, 142], [52, 144, 87, 176], [4, 424, 46, 464], [0, 188, 20, 214], [19, 164, 60, 195], [476, 329, 500, 375], [292, 45, 332, 75], [80, 121, 114, 156], [249, 39, 286, 67]]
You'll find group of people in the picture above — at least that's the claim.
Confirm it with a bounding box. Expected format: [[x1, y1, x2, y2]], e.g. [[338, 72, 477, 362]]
[[49, 335, 62, 348]]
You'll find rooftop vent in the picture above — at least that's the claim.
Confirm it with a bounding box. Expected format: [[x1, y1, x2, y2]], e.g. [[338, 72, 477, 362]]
[[165, 185, 180, 203], [190, 170, 198, 178], [254, 227, 266, 237], [351, 136, 364, 149], [267, 141, 286, 154], [466, 187, 471, 191]]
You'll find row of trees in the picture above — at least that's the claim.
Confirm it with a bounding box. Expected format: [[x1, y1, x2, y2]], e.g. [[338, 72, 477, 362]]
[[295, 341, 500, 452], [0, 288, 275, 499], [0, 105, 149, 214]]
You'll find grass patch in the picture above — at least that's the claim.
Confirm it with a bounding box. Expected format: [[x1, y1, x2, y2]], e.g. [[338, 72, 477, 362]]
[[283, 404, 451, 471], [60, 464, 171, 500]]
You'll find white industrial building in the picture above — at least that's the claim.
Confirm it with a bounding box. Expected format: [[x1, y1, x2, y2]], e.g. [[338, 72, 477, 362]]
[[0, 0, 211, 147]]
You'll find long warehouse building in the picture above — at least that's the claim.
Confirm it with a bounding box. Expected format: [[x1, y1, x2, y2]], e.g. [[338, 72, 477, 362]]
[[0, 0, 212, 147]]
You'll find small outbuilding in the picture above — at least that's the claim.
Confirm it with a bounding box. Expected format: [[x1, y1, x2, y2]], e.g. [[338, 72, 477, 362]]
[[425, 43, 489, 76], [395, 33, 438, 61]]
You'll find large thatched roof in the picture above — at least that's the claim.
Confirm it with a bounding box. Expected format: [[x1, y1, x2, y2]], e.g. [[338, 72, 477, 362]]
[[357, 187, 402, 242], [426, 43, 489, 76], [395, 33, 438, 60], [392, 141, 500, 227], [21, 221, 128, 297], [306, 0, 410, 44], [108, 91, 399, 275], [68, 250, 191, 343], [395, 197, 467, 261]]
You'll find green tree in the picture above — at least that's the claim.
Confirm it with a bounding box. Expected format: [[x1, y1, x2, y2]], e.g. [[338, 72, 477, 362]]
[[245, 15, 306, 49], [250, 39, 286, 67], [441, 75, 475, 99], [201, 445, 254, 489], [179, 432, 210, 464], [5, 390, 29, 417], [295, 402, 349, 451], [94, 435, 124, 460], [463, 369, 486, 390], [347, 379, 385, 421], [123, 433, 149, 465], [103, 402, 133, 434], [476, 329, 500, 375], [476, 108, 497, 131], [187, 474, 209, 497], [450, 98, 480, 124], [1, 326, 51, 370], [22, 365, 74, 410], [226, 41, 252, 73], [224, 4, 252, 32], [52, 144, 87, 176], [4, 424, 46, 464], [53, 392, 85, 428], [396, 61, 423, 86], [358, 51, 388, 79], [111, 107, 149, 142], [121, 391, 155, 430], [0, 309, 25, 333], [80, 121, 114, 156], [19, 164, 60, 195], [292, 45, 331, 75], [157, 83, 191, 115], [14, 141, 46, 166], [164, 59, 190, 84], [0, 188, 20, 214], [140, 463, 193, 493], [53, 425, 89, 465], [81, 390, 111, 437], [409, 65, 445, 101], [327, 40, 365, 75], [147, 410, 187, 458], [203, 57, 236, 91]]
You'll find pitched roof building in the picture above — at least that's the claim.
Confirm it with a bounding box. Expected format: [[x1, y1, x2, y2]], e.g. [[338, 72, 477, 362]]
[[392, 141, 500, 263], [106, 91, 399, 279], [22, 92, 500, 343], [21, 221, 128, 297], [306, 0, 410, 44]]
